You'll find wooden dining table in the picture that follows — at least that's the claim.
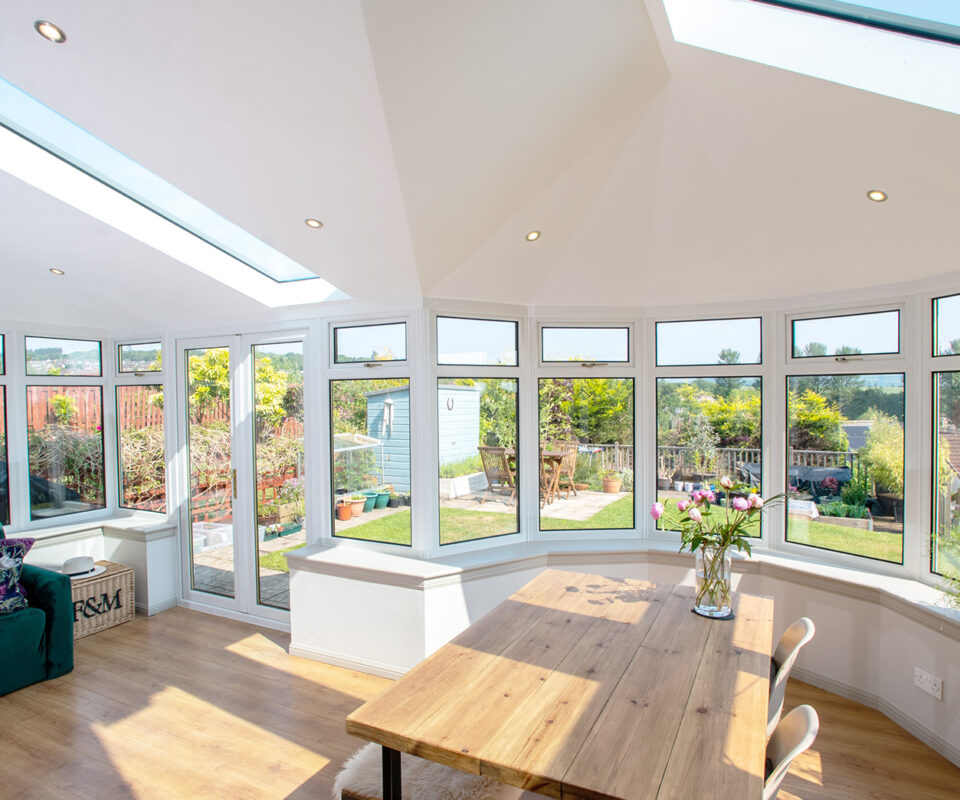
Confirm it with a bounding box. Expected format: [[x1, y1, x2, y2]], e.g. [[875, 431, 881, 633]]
[[345, 568, 774, 800]]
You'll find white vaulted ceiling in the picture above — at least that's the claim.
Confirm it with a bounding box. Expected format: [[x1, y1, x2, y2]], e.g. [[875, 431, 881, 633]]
[[0, 0, 959, 328]]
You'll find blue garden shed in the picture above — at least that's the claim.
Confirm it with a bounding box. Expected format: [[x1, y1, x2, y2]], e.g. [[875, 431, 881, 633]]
[[364, 384, 481, 492]]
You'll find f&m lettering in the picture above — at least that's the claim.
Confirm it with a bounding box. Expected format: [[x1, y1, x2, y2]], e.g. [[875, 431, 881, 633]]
[[73, 589, 123, 621]]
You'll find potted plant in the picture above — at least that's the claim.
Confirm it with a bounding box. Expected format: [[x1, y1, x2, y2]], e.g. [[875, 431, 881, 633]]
[[651, 476, 783, 618], [657, 467, 672, 491], [336, 499, 352, 521], [387, 490, 402, 509], [602, 471, 622, 493], [361, 490, 378, 512], [349, 494, 366, 517], [375, 486, 391, 509]]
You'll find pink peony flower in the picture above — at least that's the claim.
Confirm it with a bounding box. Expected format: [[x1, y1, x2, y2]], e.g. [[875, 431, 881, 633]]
[[650, 502, 665, 520], [687, 506, 702, 522], [748, 494, 763, 509], [720, 476, 733, 489], [701, 489, 716, 503], [732, 497, 749, 512], [677, 500, 689, 512]]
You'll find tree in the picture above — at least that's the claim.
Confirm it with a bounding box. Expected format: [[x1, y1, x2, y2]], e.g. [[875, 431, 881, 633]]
[[802, 341, 828, 357], [539, 378, 574, 442], [714, 348, 744, 399], [700, 388, 761, 448], [479, 380, 517, 448], [788, 390, 849, 451]]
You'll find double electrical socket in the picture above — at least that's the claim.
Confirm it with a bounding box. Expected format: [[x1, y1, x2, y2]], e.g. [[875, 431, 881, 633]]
[[914, 666, 943, 701]]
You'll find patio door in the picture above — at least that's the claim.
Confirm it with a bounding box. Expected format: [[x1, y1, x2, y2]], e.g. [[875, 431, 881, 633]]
[[178, 333, 306, 620]]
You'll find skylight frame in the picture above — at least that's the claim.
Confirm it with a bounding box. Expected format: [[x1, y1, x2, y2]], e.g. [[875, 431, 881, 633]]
[[753, 1, 960, 46]]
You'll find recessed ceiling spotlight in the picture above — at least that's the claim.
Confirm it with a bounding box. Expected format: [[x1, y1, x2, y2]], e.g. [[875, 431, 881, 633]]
[[866, 189, 888, 202], [49, 267, 66, 276], [34, 20, 67, 44], [525, 230, 541, 242], [304, 218, 323, 229]]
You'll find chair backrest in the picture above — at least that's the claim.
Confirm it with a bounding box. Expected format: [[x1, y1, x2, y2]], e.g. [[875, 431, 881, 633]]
[[768, 617, 815, 737], [553, 440, 578, 473], [477, 446, 508, 484], [764, 705, 819, 800]]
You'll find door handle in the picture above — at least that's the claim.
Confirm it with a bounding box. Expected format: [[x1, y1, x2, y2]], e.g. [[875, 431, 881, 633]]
[[232, 469, 238, 499]]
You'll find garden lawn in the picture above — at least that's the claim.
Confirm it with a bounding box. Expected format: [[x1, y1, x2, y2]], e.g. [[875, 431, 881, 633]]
[[540, 495, 635, 531], [787, 519, 902, 563], [258, 542, 307, 572]]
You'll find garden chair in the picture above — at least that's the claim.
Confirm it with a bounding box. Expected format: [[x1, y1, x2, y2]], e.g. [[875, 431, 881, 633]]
[[539, 448, 559, 507], [551, 440, 579, 499], [477, 446, 515, 505]]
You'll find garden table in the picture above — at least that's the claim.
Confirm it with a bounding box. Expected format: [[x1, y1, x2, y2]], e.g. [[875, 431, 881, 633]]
[[345, 568, 774, 800]]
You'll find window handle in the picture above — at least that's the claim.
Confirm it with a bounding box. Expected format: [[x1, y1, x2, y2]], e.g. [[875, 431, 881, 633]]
[[232, 469, 238, 499]]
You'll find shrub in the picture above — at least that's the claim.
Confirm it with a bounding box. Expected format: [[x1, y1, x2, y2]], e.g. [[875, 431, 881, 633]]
[[439, 454, 483, 478], [861, 412, 904, 495]]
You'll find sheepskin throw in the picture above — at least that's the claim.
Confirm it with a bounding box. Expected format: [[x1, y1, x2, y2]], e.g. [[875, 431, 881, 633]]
[[332, 742, 528, 800]]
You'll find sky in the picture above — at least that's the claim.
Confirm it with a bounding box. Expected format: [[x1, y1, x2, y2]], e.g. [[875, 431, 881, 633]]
[[839, 1, 960, 26], [793, 310, 899, 356], [656, 318, 761, 365]]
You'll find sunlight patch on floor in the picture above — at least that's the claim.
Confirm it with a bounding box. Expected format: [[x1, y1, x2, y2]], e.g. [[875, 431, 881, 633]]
[[92, 685, 331, 799]]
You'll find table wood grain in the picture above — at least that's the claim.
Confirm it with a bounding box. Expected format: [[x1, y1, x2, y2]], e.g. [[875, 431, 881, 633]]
[[346, 569, 774, 800]]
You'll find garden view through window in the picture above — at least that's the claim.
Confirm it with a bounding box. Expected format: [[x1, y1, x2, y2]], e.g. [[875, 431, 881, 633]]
[[538, 378, 634, 530], [117, 385, 165, 512], [334, 322, 406, 363], [437, 317, 518, 366], [934, 293, 960, 356], [253, 342, 304, 610], [331, 378, 411, 546], [437, 378, 518, 544], [119, 342, 162, 373], [933, 371, 960, 579], [786, 373, 905, 563], [656, 377, 762, 537], [27, 385, 106, 520], [185, 347, 234, 597], [0, 388, 7, 525], [26, 336, 102, 376], [792, 310, 899, 358], [0, 334, 4, 374], [541, 327, 629, 362]]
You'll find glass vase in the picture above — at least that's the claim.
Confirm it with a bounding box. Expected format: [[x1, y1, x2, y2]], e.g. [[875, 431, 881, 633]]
[[694, 545, 733, 619]]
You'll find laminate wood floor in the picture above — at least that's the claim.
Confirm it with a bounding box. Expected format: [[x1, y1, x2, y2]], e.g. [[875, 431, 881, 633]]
[[0, 607, 956, 799]]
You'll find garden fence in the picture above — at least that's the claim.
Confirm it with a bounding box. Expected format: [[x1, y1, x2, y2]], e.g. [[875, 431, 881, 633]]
[[656, 445, 859, 479]]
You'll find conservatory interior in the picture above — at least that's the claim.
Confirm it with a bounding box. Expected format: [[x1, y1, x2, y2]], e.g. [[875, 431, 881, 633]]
[[1, 2, 960, 799]]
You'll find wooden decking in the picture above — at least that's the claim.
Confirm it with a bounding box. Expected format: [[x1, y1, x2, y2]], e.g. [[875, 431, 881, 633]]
[[0, 606, 956, 799]]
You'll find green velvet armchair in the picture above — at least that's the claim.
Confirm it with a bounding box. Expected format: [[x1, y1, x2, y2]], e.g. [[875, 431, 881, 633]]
[[0, 563, 75, 695]]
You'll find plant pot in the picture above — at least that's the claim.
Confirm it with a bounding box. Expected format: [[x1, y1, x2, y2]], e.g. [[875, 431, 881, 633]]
[[387, 497, 401, 508], [402, 494, 411, 506], [336, 503, 352, 521], [349, 499, 366, 516], [683, 481, 694, 492], [375, 491, 390, 509], [674, 481, 684, 492], [362, 491, 378, 512], [694, 545, 733, 619], [602, 478, 622, 494], [657, 477, 671, 490], [573, 483, 590, 491]]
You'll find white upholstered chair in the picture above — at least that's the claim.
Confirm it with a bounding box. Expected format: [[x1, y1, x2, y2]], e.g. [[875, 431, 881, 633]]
[[768, 617, 815, 737], [763, 704, 819, 800]]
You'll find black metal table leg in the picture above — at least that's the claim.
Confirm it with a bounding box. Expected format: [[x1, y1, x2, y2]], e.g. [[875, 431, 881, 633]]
[[382, 746, 401, 800]]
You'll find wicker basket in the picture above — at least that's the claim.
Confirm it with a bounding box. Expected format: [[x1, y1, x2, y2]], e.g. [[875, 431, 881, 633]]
[[70, 560, 136, 639]]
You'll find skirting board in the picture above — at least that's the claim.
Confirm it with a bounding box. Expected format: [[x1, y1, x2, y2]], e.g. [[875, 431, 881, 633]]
[[288, 642, 406, 680], [792, 666, 960, 768], [136, 598, 178, 617]]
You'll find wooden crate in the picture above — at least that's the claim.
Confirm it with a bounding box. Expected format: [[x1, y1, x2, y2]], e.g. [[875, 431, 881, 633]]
[[70, 560, 136, 639]]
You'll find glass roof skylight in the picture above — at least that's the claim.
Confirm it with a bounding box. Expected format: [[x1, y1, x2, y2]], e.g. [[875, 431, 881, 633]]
[[754, 1, 960, 45], [0, 77, 317, 284]]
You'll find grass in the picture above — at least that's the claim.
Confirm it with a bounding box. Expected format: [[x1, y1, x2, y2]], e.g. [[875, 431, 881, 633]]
[[787, 519, 902, 562], [540, 495, 635, 531], [438, 454, 483, 479], [258, 542, 307, 572]]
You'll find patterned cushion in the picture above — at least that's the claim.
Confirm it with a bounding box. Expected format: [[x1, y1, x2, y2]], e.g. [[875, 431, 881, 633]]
[[0, 538, 35, 614]]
